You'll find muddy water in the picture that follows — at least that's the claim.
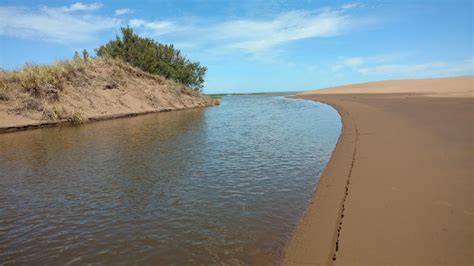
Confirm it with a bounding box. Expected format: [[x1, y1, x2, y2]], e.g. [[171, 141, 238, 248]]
[[0, 96, 341, 264]]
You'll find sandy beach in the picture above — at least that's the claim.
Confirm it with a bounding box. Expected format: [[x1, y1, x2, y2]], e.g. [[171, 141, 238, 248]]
[[284, 76, 473, 264]]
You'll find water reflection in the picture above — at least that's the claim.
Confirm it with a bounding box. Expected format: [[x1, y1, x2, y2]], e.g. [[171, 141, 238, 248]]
[[0, 96, 341, 264]]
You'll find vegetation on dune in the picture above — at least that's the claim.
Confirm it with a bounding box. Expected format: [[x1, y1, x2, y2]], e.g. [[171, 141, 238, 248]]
[[0, 27, 212, 126], [95, 27, 207, 91], [0, 56, 211, 124], [1, 27, 207, 104], [0, 57, 83, 103], [0, 57, 93, 122]]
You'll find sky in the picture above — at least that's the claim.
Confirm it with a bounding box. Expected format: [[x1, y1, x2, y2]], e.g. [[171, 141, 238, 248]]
[[0, 0, 472, 93]]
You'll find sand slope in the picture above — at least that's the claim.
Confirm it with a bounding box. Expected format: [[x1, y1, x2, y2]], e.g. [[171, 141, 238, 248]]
[[0, 58, 216, 132], [284, 76, 473, 265]]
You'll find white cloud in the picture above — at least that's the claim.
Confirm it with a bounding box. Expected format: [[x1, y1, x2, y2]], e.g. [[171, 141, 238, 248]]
[[0, 2, 372, 60], [211, 9, 351, 53], [128, 19, 175, 35], [115, 8, 131, 16], [0, 4, 120, 43], [129, 7, 365, 57], [144, 21, 174, 32], [341, 3, 362, 9], [129, 19, 145, 27], [46, 2, 103, 13]]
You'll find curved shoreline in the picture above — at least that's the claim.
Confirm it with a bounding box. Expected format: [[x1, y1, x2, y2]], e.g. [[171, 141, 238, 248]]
[[284, 76, 473, 265], [283, 97, 358, 265]]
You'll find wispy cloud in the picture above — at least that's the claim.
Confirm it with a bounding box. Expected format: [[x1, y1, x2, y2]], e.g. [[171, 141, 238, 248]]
[[129, 6, 370, 57], [114, 8, 131, 16], [210, 9, 351, 53], [0, 2, 372, 60], [332, 54, 402, 71], [358, 59, 474, 76], [341, 3, 362, 9], [0, 2, 120, 43], [50, 2, 103, 12], [129, 19, 145, 27]]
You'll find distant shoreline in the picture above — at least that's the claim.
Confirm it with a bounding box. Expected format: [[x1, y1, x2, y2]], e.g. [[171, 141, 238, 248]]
[[284, 76, 473, 264], [208, 91, 302, 97]]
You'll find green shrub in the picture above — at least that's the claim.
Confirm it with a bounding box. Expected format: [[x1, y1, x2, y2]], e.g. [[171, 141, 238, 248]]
[[95, 27, 206, 91], [82, 49, 89, 60]]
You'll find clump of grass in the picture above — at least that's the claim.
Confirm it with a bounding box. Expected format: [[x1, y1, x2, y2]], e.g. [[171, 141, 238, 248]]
[[17, 63, 61, 91], [0, 87, 10, 101], [0, 70, 13, 101], [68, 111, 86, 124], [42, 105, 66, 121], [1, 58, 90, 119], [41, 105, 86, 124], [8, 57, 87, 98]]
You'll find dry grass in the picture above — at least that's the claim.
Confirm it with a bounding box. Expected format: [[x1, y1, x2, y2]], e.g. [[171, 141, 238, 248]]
[[0, 57, 86, 105], [0, 57, 214, 127], [0, 58, 91, 122]]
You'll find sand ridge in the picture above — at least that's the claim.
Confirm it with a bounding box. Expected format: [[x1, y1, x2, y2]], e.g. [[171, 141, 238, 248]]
[[299, 76, 473, 97]]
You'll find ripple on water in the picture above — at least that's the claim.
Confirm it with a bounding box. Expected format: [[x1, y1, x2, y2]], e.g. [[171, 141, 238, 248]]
[[0, 95, 341, 264]]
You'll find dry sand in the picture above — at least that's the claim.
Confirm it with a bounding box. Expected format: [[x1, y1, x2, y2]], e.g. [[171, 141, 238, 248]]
[[284, 76, 473, 265]]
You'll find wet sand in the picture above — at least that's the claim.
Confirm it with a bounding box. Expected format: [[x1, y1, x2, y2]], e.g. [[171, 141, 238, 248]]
[[0, 107, 203, 134], [284, 76, 473, 264]]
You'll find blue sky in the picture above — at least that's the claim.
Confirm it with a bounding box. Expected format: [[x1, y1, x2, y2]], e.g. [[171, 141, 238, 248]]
[[0, 0, 472, 93]]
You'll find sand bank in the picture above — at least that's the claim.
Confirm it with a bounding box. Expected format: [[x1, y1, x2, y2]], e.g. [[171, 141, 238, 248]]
[[284, 76, 473, 264], [0, 58, 216, 133], [0, 106, 209, 134]]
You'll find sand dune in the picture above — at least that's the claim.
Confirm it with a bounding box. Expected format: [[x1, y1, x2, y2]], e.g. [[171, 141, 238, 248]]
[[284, 76, 473, 265], [300, 76, 473, 97], [0, 58, 216, 133]]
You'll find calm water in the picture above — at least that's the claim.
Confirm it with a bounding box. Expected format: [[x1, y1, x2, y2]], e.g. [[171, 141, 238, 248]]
[[0, 96, 341, 265]]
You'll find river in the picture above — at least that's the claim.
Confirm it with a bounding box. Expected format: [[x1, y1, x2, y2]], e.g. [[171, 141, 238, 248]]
[[0, 95, 341, 264]]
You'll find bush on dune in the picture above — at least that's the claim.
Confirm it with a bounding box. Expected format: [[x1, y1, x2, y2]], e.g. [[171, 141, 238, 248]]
[[95, 27, 207, 91], [0, 27, 207, 102], [0, 27, 211, 124]]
